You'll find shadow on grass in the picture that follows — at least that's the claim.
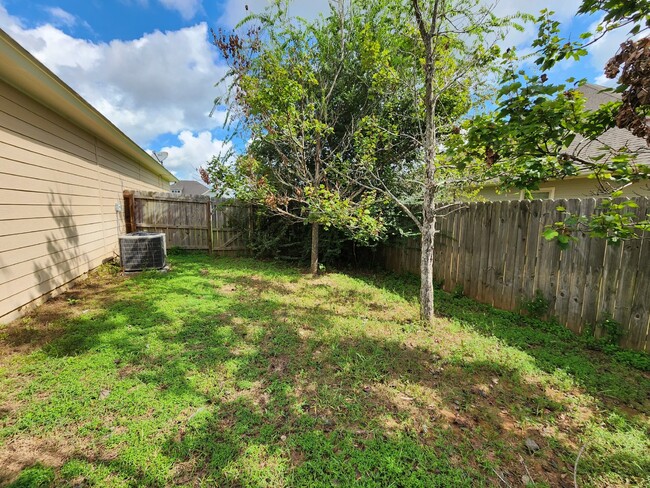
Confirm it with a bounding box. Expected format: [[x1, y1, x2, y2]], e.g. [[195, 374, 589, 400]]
[[356, 271, 650, 408], [2, 254, 648, 487], [4, 284, 486, 485]]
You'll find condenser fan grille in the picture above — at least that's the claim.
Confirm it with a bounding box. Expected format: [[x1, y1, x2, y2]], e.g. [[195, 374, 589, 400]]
[[119, 232, 166, 271]]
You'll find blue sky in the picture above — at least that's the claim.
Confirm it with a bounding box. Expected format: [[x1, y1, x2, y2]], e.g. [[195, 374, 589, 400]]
[[0, 0, 624, 181]]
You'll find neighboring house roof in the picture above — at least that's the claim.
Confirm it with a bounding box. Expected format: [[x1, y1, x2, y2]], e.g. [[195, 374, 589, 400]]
[[479, 83, 650, 199], [579, 82, 619, 111], [0, 28, 177, 183], [170, 180, 210, 195], [568, 83, 650, 166]]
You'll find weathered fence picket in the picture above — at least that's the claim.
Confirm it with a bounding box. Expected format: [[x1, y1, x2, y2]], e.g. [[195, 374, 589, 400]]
[[122, 190, 649, 351], [212, 201, 252, 256], [378, 197, 650, 352], [123, 191, 252, 255], [124, 191, 211, 250]]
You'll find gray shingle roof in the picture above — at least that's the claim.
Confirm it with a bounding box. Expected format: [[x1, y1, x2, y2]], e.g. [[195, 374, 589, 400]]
[[568, 83, 649, 166], [578, 83, 620, 110], [170, 180, 209, 195]]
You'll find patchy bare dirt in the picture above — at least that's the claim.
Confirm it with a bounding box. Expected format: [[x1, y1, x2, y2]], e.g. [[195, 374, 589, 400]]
[[0, 436, 74, 484], [0, 257, 647, 486], [0, 269, 125, 361]]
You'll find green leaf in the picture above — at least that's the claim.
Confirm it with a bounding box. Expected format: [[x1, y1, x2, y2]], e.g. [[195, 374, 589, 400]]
[[543, 229, 559, 240], [557, 235, 571, 249]]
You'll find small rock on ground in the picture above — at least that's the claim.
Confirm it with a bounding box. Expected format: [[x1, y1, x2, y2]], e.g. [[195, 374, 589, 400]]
[[525, 438, 540, 453]]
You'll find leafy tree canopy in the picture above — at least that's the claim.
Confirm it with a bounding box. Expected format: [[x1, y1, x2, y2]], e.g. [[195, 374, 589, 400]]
[[204, 0, 487, 268], [447, 0, 650, 247]]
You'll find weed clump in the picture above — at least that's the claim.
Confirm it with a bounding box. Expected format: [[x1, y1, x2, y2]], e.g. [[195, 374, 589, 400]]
[[166, 246, 185, 256], [583, 315, 623, 348], [452, 283, 465, 299], [521, 291, 549, 319]]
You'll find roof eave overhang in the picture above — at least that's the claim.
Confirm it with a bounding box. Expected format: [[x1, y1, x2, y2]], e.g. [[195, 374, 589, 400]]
[[0, 29, 177, 183]]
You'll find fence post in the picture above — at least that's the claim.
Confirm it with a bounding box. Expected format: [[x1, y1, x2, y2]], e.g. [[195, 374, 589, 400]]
[[248, 205, 254, 246], [375, 196, 650, 352], [207, 198, 213, 254], [123, 190, 136, 234]]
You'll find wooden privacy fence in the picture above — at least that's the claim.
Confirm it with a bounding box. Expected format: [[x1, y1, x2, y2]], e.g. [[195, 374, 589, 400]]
[[379, 197, 650, 352], [123, 191, 251, 255], [212, 200, 253, 255], [124, 191, 212, 250]]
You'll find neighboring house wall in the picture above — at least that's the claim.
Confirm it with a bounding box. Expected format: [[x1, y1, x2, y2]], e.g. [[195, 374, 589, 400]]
[[0, 79, 168, 323], [478, 84, 650, 202], [478, 177, 650, 202]]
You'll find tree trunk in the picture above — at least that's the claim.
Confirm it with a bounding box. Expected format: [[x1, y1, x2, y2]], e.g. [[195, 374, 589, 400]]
[[310, 221, 319, 275], [311, 130, 322, 276], [420, 197, 436, 321], [420, 23, 438, 323]]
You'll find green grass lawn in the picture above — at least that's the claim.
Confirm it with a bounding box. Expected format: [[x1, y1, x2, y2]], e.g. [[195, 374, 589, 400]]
[[0, 254, 648, 487]]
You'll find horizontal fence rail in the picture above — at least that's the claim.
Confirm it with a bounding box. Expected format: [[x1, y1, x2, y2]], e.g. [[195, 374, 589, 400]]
[[123, 191, 252, 256], [124, 191, 212, 250], [379, 197, 650, 352], [212, 201, 253, 256]]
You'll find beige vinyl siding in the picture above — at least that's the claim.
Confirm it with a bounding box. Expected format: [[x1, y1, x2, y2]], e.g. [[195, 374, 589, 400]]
[[478, 177, 650, 202], [0, 79, 169, 323]]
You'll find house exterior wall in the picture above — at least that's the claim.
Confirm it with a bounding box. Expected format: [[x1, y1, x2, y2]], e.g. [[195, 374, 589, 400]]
[[478, 177, 650, 202], [0, 79, 168, 323]]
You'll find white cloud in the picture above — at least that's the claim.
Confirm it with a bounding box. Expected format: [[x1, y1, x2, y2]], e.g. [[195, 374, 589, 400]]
[[585, 16, 643, 84], [0, 6, 227, 145], [158, 0, 203, 20], [43, 6, 93, 33], [491, 0, 582, 49], [594, 73, 617, 87], [0, 4, 23, 30], [9, 24, 102, 70], [218, 0, 582, 50], [44, 7, 77, 28], [492, 0, 579, 21], [155, 130, 232, 179]]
